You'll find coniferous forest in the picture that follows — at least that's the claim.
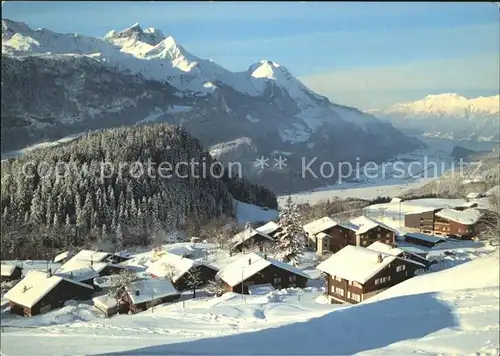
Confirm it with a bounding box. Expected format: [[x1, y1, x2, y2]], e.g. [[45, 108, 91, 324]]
[[0, 123, 277, 259]]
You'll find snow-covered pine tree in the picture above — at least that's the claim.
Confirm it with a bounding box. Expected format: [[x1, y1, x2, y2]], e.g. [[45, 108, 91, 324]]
[[273, 197, 306, 266]]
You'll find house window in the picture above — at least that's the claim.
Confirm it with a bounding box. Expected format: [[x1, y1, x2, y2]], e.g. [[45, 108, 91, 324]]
[[396, 265, 406, 272], [386, 233, 390, 238], [335, 276, 342, 282], [374, 278, 380, 285], [387, 276, 391, 282], [362, 240, 368, 246], [273, 277, 282, 284], [350, 293, 361, 302], [349, 281, 362, 288], [335, 287, 344, 296], [380, 277, 387, 283], [331, 285, 335, 293], [377, 233, 381, 238], [288, 275, 296, 282]]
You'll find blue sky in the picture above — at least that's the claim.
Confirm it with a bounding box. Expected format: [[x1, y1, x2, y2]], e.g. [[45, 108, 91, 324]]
[[3, 1, 499, 109]]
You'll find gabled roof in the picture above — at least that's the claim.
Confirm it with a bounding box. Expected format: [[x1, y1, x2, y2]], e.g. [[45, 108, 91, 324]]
[[303, 217, 337, 235], [69, 250, 111, 263], [92, 295, 117, 310], [316, 242, 423, 284], [125, 278, 179, 305], [1, 264, 21, 277], [146, 253, 217, 283], [55, 259, 123, 283], [435, 208, 482, 225], [230, 228, 274, 249], [53, 251, 73, 263], [350, 216, 396, 235], [4, 270, 93, 308], [218, 252, 309, 287], [256, 221, 280, 235]]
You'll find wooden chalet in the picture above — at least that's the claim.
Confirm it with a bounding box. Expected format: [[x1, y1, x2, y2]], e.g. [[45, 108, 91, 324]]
[[434, 208, 483, 239], [350, 216, 397, 247], [120, 278, 180, 314], [317, 241, 425, 304], [5, 270, 94, 316], [218, 252, 309, 294], [303, 217, 357, 254], [230, 228, 274, 253], [1, 264, 23, 282], [146, 253, 218, 291], [255, 221, 281, 239]]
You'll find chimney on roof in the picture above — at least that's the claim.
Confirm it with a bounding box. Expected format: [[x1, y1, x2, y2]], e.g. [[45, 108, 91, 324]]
[[377, 253, 383, 263], [135, 290, 140, 296], [48, 268, 52, 277], [248, 258, 252, 266]]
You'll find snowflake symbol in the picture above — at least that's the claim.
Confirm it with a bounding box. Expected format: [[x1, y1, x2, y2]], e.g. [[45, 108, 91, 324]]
[[254, 156, 269, 170], [274, 156, 287, 169]]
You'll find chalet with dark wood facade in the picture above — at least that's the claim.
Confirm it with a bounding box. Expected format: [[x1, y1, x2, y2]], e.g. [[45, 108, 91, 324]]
[[218, 252, 309, 294], [230, 228, 274, 253], [5, 270, 94, 316], [120, 278, 180, 314], [317, 242, 425, 304], [303, 217, 358, 254], [434, 208, 482, 239], [350, 216, 397, 247], [1, 264, 23, 282], [404, 208, 438, 234], [146, 253, 218, 291]]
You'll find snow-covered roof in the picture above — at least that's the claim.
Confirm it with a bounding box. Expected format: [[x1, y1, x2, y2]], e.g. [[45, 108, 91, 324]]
[[403, 232, 445, 244], [55, 259, 104, 282], [317, 232, 329, 240], [4, 270, 93, 308], [466, 192, 482, 199], [485, 185, 499, 197], [435, 208, 482, 225], [125, 278, 179, 305], [317, 242, 422, 284], [53, 251, 72, 263], [248, 283, 275, 295], [93, 295, 118, 310], [303, 217, 337, 235], [146, 254, 195, 282], [230, 228, 274, 248], [366, 198, 470, 217], [69, 250, 111, 263], [1, 264, 20, 277], [350, 216, 395, 235], [218, 252, 309, 287], [256, 221, 279, 235], [367, 241, 403, 256], [336, 220, 359, 232], [391, 197, 403, 203]]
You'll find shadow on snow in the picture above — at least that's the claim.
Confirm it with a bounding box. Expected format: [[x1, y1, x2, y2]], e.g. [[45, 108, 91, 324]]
[[96, 291, 458, 355]]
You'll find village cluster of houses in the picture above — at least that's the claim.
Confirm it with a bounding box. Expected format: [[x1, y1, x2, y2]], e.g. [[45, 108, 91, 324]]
[[0, 195, 492, 317]]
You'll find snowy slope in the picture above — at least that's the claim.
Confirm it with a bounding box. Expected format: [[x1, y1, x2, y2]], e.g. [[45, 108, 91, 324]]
[[370, 93, 500, 142]]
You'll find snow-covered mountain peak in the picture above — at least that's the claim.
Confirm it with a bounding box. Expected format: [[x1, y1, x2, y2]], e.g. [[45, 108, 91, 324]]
[[104, 23, 166, 47], [249, 60, 289, 79], [387, 93, 499, 115], [372, 93, 500, 142]]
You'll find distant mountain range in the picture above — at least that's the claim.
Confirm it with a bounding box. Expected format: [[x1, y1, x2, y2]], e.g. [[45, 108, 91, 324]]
[[369, 93, 500, 142], [1, 19, 422, 193]]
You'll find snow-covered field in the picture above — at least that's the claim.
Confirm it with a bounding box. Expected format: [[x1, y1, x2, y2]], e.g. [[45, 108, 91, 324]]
[[1, 240, 497, 356]]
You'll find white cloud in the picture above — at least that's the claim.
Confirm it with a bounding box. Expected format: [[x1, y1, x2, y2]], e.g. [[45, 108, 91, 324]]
[[299, 54, 500, 110]]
